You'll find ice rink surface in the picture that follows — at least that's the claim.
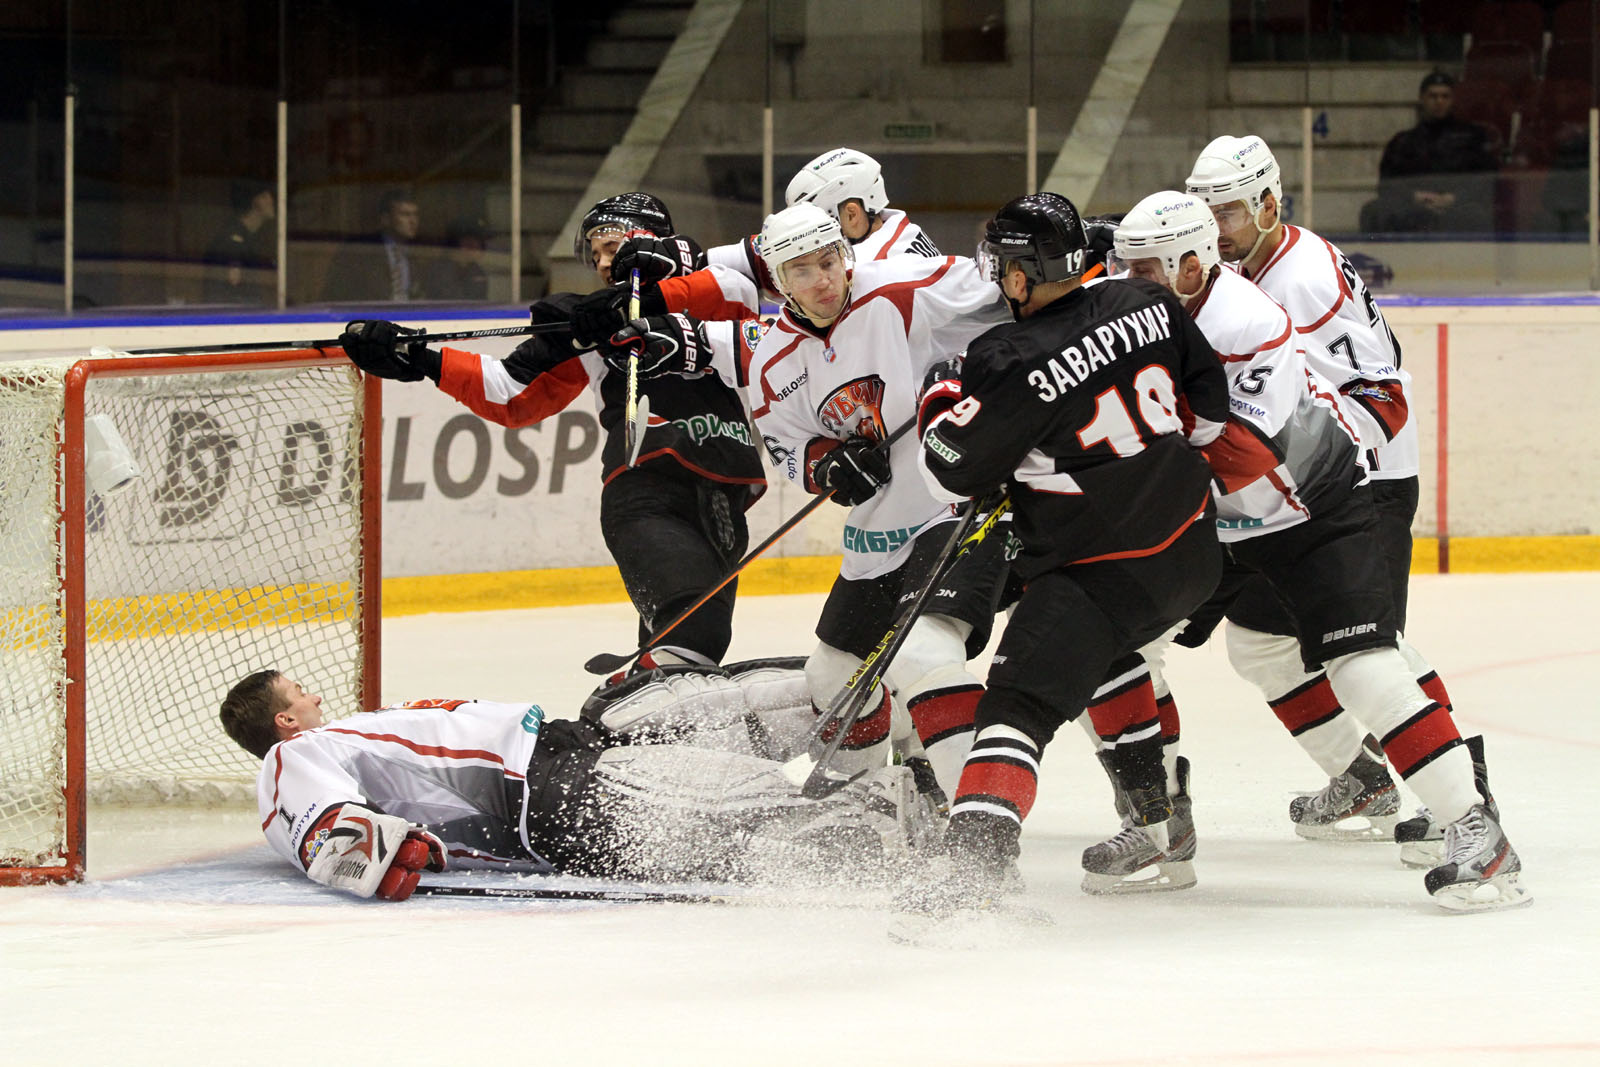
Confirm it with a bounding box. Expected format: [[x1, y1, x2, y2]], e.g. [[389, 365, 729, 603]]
[[3, 573, 1597, 1066]]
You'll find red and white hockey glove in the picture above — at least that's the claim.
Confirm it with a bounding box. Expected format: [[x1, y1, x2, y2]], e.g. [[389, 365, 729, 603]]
[[301, 804, 446, 902], [918, 357, 965, 436]]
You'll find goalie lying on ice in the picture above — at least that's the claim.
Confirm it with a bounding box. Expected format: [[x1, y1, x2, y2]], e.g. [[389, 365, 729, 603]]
[[221, 662, 935, 900]]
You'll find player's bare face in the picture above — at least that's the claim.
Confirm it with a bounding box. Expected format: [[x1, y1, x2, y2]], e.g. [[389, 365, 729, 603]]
[[274, 677, 325, 737], [1210, 201, 1258, 263], [588, 231, 627, 286], [783, 246, 849, 323]]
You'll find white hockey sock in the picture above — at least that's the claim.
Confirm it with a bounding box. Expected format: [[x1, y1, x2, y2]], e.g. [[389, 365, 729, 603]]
[[1228, 625, 1365, 777], [1324, 647, 1476, 823]]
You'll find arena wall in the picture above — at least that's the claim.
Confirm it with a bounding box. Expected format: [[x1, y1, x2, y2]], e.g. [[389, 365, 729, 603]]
[[0, 296, 1594, 614]]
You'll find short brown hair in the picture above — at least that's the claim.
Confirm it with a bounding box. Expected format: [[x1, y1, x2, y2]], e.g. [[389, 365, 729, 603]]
[[220, 669, 286, 759]]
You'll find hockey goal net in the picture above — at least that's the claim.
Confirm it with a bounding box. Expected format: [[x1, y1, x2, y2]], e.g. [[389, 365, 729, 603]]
[[0, 348, 380, 884]]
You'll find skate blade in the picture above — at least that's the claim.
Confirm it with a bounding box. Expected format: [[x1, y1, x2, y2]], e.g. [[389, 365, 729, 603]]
[[1292, 813, 1400, 842], [1398, 839, 1445, 869], [1431, 871, 1533, 913], [1081, 860, 1197, 896]]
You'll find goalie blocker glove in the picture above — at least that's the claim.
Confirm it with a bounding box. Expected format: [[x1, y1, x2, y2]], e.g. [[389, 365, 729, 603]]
[[569, 283, 668, 349], [602, 313, 714, 378], [610, 234, 707, 286], [810, 437, 892, 506], [301, 803, 446, 901], [339, 320, 442, 382]]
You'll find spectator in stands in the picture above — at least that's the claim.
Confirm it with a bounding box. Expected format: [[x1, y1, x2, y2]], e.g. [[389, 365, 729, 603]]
[[324, 188, 424, 302], [422, 216, 491, 301], [1360, 72, 1499, 234], [202, 181, 276, 305]]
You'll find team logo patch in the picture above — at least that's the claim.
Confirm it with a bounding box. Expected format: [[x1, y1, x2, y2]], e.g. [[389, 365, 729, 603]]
[[823, 345, 837, 364], [741, 319, 767, 353], [816, 375, 887, 441], [301, 827, 331, 866]]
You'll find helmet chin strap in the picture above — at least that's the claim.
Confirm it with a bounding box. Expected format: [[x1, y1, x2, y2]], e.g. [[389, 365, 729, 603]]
[[1175, 263, 1219, 306], [1005, 277, 1034, 321], [1241, 203, 1277, 267]]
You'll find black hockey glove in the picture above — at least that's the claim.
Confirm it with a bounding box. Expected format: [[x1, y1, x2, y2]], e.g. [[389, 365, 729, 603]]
[[611, 234, 706, 285], [602, 313, 714, 378], [811, 437, 892, 506], [1082, 214, 1121, 275], [918, 356, 965, 435], [569, 283, 668, 349], [339, 320, 441, 382]]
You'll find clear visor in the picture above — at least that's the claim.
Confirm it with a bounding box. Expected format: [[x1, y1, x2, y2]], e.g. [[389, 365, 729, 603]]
[[975, 239, 1007, 283], [776, 240, 850, 292]]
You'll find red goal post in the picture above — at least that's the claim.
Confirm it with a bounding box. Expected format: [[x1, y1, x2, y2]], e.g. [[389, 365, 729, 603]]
[[0, 348, 381, 884]]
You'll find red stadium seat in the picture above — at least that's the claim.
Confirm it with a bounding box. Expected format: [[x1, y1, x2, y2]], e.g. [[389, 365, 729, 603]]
[[1464, 39, 1538, 94]]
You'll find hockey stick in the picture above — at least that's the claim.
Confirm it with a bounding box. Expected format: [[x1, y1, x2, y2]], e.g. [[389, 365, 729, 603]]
[[582, 417, 916, 676], [413, 883, 735, 904], [108, 322, 571, 357], [789, 496, 1011, 800], [623, 266, 646, 467]]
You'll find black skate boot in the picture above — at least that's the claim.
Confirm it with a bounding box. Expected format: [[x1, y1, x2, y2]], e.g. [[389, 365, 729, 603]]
[[1395, 734, 1495, 869], [1289, 734, 1400, 841], [1081, 756, 1197, 895], [1424, 802, 1532, 912], [890, 811, 1048, 944]]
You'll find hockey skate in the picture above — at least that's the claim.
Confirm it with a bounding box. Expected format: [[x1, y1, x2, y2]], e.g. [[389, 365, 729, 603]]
[[1081, 756, 1197, 895], [1289, 734, 1400, 841], [889, 813, 1049, 944], [1395, 734, 1495, 869], [1424, 803, 1532, 912]]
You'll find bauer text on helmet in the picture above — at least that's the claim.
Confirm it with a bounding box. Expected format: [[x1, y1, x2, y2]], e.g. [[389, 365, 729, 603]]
[[1113, 192, 1220, 298], [759, 204, 854, 322]]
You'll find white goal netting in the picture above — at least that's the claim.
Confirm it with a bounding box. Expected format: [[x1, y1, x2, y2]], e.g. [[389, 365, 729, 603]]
[[0, 353, 374, 879]]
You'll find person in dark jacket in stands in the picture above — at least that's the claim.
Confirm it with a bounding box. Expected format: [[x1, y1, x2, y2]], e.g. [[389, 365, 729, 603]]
[[1360, 72, 1499, 234]]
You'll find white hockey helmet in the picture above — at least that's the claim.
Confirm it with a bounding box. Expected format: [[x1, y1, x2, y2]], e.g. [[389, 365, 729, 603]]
[[784, 148, 889, 221], [758, 203, 854, 297], [1185, 134, 1283, 217], [1113, 191, 1221, 282]]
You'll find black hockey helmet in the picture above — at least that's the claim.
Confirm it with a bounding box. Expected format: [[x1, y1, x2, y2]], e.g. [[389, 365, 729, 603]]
[[978, 192, 1089, 285], [574, 192, 674, 258]]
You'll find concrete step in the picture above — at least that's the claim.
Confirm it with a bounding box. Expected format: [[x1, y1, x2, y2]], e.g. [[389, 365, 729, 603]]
[[1209, 104, 1416, 147], [1226, 63, 1435, 105], [533, 108, 634, 151], [608, 4, 691, 38], [587, 36, 674, 70], [561, 67, 656, 109], [522, 150, 609, 188], [1274, 144, 1383, 187]]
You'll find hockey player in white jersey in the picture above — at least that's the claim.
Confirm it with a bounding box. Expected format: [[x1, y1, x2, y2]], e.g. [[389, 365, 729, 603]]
[[589, 204, 1013, 804], [221, 663, 933, 901], [1186, 134, 1475, 849], [614, 148, 940, 298], [1096, 192, 1528, 911]]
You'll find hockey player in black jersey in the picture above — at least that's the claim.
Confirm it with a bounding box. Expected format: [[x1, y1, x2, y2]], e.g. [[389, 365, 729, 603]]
[[339, 193, 765, 670], [904, 192, 1231, 916]]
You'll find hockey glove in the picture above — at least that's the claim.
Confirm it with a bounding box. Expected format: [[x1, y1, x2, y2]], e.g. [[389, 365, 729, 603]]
[[1082, 215, 1120, 276], [811, 437, 892, 506], [602, 314, 713, 378], [301, 803, 447, 901], [569, 283, 668, 349], [918, 357, 965, 436], [339, 320, 441, 382], [611, 234, 706, 285]]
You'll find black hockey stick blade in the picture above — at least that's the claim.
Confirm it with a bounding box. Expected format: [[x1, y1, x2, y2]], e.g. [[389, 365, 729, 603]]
[[412, 883, 733, 904], [582, 418, 918, 676]]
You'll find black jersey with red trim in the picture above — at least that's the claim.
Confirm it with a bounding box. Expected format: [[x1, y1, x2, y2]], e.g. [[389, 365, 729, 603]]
[[919, 277, 1230, 580], [432, 292, 766, 493]]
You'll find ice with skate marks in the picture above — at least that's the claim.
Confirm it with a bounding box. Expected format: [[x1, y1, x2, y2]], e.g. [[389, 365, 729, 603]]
[[885, 857, 1055, 949]]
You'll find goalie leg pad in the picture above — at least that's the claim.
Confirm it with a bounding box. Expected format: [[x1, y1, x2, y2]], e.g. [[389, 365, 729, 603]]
[[805, 642, 890, 775]]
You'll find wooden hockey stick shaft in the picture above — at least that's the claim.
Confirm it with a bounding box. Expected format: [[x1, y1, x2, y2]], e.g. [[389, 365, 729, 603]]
[[582, 417, 916, 676], [116, 321, 571, 357], [796, 496, 1011, 799]]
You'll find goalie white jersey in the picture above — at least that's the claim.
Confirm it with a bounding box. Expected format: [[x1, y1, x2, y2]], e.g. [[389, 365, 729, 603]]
[[1191, 266, 1365, 542], [1245, 225, 1417, 480], [258, 698, 549, 873], [705, 208, 939, 297]]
